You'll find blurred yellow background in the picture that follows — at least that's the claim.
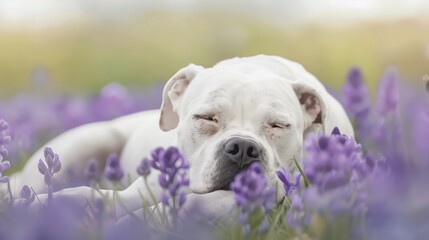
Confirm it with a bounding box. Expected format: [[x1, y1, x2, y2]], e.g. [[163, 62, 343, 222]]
[[1, 1, 428, 97]]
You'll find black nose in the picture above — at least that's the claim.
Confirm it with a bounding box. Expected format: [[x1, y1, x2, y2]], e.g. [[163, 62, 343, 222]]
[[223, 137, 261, 168]]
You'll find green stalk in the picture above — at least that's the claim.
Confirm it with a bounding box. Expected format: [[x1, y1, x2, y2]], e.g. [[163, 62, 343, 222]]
[[143, 176, 157, 205], [293, 157, 311, 188]]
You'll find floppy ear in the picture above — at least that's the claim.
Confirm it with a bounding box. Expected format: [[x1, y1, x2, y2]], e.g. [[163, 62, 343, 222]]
[[159, 64, 204, 131], [292, 82, 327, 133]]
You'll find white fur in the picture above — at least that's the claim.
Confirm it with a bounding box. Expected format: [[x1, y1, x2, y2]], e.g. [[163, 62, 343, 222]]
[[7, 55, 354, 221]]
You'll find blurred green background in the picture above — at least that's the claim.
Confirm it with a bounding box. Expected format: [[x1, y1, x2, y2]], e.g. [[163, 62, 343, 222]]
[[1, 1, 429, 98]]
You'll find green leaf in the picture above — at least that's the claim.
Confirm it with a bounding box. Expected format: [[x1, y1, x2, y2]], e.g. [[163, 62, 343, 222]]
[[293, 157, 311, 188]]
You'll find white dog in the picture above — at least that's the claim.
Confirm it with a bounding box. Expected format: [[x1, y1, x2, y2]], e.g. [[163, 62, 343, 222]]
[[7, 55, 353, 220]]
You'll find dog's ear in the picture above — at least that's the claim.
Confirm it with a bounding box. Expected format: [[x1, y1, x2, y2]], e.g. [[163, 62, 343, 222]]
[[159, 64, 204, 131], [292, 82, 327, 133]]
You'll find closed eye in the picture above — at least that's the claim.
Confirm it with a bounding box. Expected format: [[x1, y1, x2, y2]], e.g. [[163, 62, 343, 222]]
[[269, 122, 291, 129], [193, 114, 218, 123]]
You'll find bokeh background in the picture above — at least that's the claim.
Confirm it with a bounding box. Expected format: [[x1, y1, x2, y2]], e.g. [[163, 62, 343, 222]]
[[1, 0, 429, 167], [1, 0, 429, 98], [2, 2, 429, 238]]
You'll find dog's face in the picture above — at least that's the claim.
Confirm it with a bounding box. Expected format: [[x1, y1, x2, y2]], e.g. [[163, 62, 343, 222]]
[[159, 63, 325, 194]]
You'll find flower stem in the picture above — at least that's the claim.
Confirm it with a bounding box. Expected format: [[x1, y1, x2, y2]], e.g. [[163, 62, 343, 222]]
[[143, 176, 157, 205], [48, 185, 53, 203], [293, 157, 311, 188], [6, 181, 13, 200]]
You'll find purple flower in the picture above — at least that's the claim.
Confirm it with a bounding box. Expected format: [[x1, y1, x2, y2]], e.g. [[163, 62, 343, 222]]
[[302, 180, 368, 219], [104, 153, 124, 181], [150, 147, 189, 173], [38, 146, 61, 200], [85, 159, 100, 182], [231, 162, 276, 234], [295, 128, 374, 225], [38, 147, 61, 184], [331, 127, 341, 136], [149, 147, 189, 208], [376, 67, 399, 115], [136, 158, 151, 177], [351, 68, 401, 168], [231, 163, 273, 210], [46, 147, 61, 173], [286, 193, 311, 231], [0, 160, 11, 183], [0, 119, 9, 132], [365, 166, 429, 240], [93, 83, 133, 120], [20, 185, 36, 205], [1, 83, 162, 163], [276, 168, 301, 197], [0, 119, 11, 183], [342, 68, 371, 120], [303, 128, 367, 192], [0, 119, 12, 160], [411, 102, 429, 159]]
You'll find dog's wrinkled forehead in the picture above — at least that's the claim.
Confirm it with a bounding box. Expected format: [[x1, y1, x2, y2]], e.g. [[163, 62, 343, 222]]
[[180, 68, 301, 117]]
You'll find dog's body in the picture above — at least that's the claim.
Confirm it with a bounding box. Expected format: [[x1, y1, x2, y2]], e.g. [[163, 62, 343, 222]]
[[7, 55, 353, 220]]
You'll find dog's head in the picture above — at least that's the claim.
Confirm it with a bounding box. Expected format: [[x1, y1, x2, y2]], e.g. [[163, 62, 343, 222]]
[[158, 62, 327, 193]]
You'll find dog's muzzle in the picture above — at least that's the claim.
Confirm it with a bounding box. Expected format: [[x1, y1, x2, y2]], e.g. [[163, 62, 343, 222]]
[[223, 137, 261, 168], [207, 137, 263, 192]]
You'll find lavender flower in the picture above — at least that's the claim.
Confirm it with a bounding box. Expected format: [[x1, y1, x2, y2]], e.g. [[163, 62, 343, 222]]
[[1, 68, 429, 239], [303, 128, 367, 192], [85, 159, 100, 182], [365, 167, 429, 240], [276, 167, 301, 197], [149, 147, 189, 208], [342, 68, 371, 120], [360, 84, 429, 240], [286, 193, 311, 232], [369, 68, 403, 165], [20, 185, 36, 205], [38, 147, 62, 186], [94, 83, 133, 120], [37, 147, 61, 201], [0, 119, 12, 198], [376, 67, 399, 115], [0, 160, 10, 183], [231, 163, 275, 211], [136, 158, 151, 177], [0, 119, 12, 160], [231, 163, 276, 235], [104, 153, 124, 182], [411, 102, 429, 159], [295, 128, 373, 226]]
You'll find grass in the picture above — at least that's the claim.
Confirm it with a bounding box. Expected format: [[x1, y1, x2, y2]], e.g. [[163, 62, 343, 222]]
[[0, 11, 428, 97]]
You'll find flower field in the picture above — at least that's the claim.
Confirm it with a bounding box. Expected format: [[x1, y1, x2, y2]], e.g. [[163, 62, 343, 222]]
[[1, 68, 429, 240]]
